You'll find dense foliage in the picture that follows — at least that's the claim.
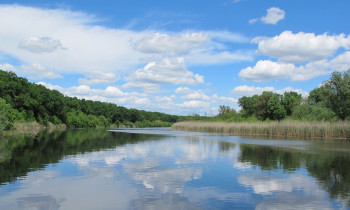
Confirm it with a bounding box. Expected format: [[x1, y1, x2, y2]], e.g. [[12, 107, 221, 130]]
[[217, 70, 350, 122], [0, 70, 179, 129]]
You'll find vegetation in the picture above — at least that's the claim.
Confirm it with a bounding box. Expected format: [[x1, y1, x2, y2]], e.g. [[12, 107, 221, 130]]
[[173, 70, 350, 139], [0, 70, 179, 130], [172, 121, 350, 139], [1, 69, 349, 135]]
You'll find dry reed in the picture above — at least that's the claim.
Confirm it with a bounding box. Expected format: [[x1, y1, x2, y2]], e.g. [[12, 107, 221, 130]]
[[7, 122, 67, 136], [172, 120, 350, 140]]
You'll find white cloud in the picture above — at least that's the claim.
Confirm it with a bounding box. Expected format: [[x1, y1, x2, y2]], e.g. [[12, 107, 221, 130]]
[[175, 87, 211, 100], [37, 82, 152, 109], [250, 7, 285, 25], [175, 87, 238, 113], [134, 32, 208, 56], [239, 60, 295, 81], [241, 32, 350, 82], [239, 60, 331, 82], [122, 82, 161, 94], [78, 72, 119, 85], [175, 87, 237, 104], [231, 85, 309, 97], [207, 31, 249, 43], [186, 50, 254, 66], [249, 18, 259, 24], [0, 5, 144, 75], [261, 7, 285, 24], [232, 85, 275, 96], [254, 31, 350, 63], [0, 63, 16, 72], [124, 57, 204, 92], [21, 63, 63, 79], [179, 100, 210, 109], [330, 51, 350, 71], [18, 36, 64, 53]]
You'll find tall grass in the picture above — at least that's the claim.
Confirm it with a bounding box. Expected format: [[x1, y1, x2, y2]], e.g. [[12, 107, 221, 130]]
[[172, 120, 350, 139], [6, 122, 66, 136]]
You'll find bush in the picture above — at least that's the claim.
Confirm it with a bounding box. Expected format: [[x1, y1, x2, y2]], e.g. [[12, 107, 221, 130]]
[[292, 104, 338, 122]]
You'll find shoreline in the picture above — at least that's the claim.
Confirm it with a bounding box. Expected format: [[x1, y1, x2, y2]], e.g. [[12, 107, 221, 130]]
[[172, 120, 350, 140], [5, 122, 67, 136]]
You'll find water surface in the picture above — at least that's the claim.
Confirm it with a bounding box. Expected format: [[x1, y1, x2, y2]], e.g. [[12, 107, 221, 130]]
[[0, 128, 349, 209]]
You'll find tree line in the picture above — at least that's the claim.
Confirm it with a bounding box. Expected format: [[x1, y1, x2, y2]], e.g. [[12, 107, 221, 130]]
[[217, 70, 350, 122], [0, 70, 179, 130], [1, 69, 349, 132]]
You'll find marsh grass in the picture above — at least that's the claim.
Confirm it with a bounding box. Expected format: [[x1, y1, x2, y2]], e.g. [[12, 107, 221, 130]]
[[172, 120, 350, 139], [6, 122, 66, 136]]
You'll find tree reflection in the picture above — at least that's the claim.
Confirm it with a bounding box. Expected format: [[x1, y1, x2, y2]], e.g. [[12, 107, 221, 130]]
[[0, 129, 161, 185], [239, 144, 350, 205]]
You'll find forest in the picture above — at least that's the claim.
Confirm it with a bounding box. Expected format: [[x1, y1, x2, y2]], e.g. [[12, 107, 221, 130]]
[[0, 70, 180, 130], [1, 69, 349, 133]]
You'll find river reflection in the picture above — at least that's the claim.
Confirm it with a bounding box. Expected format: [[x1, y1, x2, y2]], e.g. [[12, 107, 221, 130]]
[[0, 128, 349, 209]]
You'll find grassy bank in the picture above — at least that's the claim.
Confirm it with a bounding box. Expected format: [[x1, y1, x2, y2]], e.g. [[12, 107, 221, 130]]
[[5, 122, 67, 136], [172, 120, 350, 139]]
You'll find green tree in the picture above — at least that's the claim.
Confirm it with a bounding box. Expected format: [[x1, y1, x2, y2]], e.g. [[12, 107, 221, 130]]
[[267, 94, 286, 120], [238, 95, 258, 117], [324, 71, 350, 120], [0, 98, 9, 132], [255, 91, 273, 120], [282, 91, 302, 116], [308, 70, 350, 120]]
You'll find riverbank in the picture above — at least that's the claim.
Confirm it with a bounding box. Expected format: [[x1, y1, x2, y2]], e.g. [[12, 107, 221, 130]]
[[5, 122, 67, 136], [172, 121, 350, 139]]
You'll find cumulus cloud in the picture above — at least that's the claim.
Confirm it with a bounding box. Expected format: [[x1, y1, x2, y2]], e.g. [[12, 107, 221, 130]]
[[134, 31, 252, 66], [241, 31, 350, 82], [18, 36, 64, 53], [239, 60, 331, 82], [231, 85, 309, 97], [21, 63, 63, 79], [78, 72, 119, 85], [37, 82, 151, 108], [175, 87, 238, 113], [176, 87, 237, 104], [134, 32, 208, 56], [124, 57, 204, 92], [254, 31, 350, 63], [0, 5, 144, 75], [0, 63, 16, 72], [179, 100, 210, 109], [175, 87, 211, 101], [261, 7, 285, 24], [330, 51, 350, 71], [239, 60, 295, 81], [122, 82, 161, 94], [250, 7, 285, 25], [186, 50, 254, 66]]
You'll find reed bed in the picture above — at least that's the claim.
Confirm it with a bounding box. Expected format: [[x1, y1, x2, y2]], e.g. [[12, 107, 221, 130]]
[[6, 122, 67, 136], [172, 120, 350, 140]]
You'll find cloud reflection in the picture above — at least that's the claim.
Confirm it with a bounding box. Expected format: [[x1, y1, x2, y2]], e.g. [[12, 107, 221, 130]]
[[18, 194, 64, 210], [124, 159, 202, 194]]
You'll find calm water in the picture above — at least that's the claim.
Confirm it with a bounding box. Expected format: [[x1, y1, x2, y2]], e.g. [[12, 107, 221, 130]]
[[0, 128, 349, 209]]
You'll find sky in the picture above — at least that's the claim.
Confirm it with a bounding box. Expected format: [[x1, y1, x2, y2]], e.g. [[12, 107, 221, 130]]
[[0, 0, 350, 116]]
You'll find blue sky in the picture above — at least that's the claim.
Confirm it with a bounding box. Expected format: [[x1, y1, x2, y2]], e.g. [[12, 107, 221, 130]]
[[0, 0, 350, 115]]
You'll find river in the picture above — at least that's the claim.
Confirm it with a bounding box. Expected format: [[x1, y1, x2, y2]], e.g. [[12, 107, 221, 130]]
[[0, 128, 349, 209]]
